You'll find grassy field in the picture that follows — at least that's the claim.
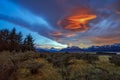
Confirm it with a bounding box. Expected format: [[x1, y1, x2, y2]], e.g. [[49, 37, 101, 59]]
[[98, 55, 111, 62], [0, 51, 120, 80]]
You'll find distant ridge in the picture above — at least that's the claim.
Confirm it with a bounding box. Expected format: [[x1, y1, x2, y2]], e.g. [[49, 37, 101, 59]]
[[85, 43, 120, 52], [60, 46, 84, 52], [36, 43, 120, 52]]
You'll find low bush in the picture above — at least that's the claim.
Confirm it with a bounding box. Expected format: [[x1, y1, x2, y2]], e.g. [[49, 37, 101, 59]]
[[109, 55, 120, 66]]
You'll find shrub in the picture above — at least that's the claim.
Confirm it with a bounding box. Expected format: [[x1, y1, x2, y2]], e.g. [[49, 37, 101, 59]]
[[0, 52, 16, 80], [109, 55, 120, 66]]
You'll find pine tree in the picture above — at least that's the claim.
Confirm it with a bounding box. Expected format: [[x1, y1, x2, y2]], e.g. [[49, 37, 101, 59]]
[[16, 32, 23, 51], [22, 38, 28, 52], [23, 34, 34, 51], [0, 31, 2, 51], [9, 28, 17, 52], [0, 28, 35, 52], [0, 29, 10, 51]]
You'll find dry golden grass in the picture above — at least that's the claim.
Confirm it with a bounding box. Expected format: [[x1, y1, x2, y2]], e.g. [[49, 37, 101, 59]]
[[0, 51, 62, 80], [98, 55, 110, 62], [16, 58, 62, 80], [0, 51, 120, 80], [67, 59, 94, 80]]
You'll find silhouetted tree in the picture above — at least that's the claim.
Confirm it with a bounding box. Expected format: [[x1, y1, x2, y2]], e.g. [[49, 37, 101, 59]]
[[0, 28, 35, 52], [9, 28, 17, 52], [23, 34, 34, 51], [22, 38, 27, 52], [0, 31, 2, 51], [15, 32, 23, 52], [0, 29, 10, 51]]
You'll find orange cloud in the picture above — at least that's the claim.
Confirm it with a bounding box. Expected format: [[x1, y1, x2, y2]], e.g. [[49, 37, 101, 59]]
[[51, 31, 76, 38], [58, 8, 96, 32], [51, 31, 63, 36], [90, 37, 120, 46], [116, 10, 120, 14], [67, 43, 73, 47], [50, 31, 63, 42], [65, 33, 76, 37]]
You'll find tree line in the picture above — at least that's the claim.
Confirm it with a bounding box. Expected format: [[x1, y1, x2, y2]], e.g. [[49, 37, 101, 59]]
[[0, 28, 34, 52]]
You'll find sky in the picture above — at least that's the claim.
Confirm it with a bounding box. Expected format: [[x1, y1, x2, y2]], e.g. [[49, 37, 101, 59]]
[[0, 0, 120, 49]]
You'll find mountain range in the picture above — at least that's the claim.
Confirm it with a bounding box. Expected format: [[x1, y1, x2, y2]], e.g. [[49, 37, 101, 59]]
[[36, 43, 120, 52]]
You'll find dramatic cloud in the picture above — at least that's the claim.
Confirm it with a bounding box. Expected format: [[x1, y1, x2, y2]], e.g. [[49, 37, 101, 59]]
[[90, 37, 120, 46], [50, 31, 76, 40], [0, 0, 67, 49], [65, 33, 76, 38], [58, 7, 96, 32], [0, 0, 120, 48], [116, 10, 120, 14], [0, 0, 55, 37]]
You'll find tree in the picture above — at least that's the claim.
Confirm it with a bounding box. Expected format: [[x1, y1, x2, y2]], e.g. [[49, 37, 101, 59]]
[[23, 34, 34, 51], [0, 28, 35, 52], [0, 31, 2, 51], [9, 28, 17, 52], [15, 32, 23, 52], [9, 28, 23, 52], [0, 29, 10, 51]]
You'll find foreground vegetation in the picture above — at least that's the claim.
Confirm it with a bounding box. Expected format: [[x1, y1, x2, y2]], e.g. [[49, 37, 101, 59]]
[[0, 51, 120, 80]]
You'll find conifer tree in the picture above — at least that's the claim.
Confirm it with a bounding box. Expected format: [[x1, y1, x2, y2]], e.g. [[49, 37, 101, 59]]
[[24, 34, 34, 51], [0, 29, 10, 51], [9, 28, 16, 51], [0, 28, 35, 52], [16, 32, 23, 51]]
